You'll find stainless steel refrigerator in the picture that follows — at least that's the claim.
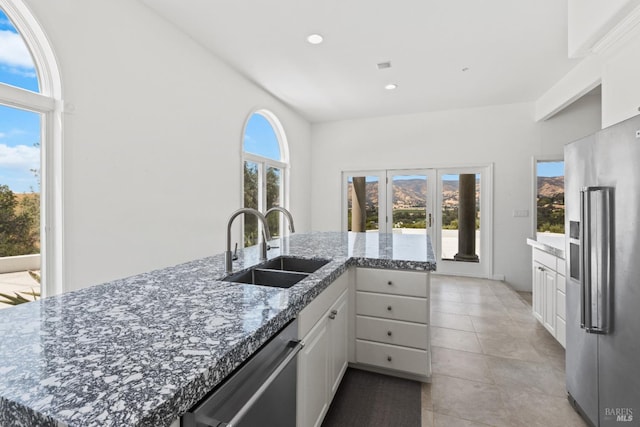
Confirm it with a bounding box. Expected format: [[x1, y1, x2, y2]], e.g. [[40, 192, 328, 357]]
[[565, 114, 640, 427]]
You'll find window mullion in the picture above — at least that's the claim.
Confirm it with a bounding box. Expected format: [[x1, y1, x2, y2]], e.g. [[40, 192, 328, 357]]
[[0, 83, 55, 112]]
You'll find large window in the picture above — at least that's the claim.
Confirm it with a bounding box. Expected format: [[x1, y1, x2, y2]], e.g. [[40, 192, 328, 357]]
[[242, 111, 288, 247], [0, 1, 62, 298]]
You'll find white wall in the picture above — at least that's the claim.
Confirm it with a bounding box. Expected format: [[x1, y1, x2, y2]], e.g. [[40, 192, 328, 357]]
[[538, 4, 640, 126], [602, 32, 640, 127], [310, 97, 601, 291], [23, 0, 312, 292]]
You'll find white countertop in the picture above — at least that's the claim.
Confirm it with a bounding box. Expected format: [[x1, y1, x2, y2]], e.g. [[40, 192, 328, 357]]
[[527, 233, 565, 258]]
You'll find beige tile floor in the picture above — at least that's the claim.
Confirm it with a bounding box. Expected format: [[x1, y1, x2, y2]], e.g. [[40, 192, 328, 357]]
[[422, 275, 586, 427], [0, 270, 40, 309]]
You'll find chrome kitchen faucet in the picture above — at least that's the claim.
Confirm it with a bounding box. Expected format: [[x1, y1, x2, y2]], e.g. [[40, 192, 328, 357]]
[[225, 208, 271, 274]]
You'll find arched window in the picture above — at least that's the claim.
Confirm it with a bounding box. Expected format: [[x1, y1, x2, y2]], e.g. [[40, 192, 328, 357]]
[[0, 0, 62, 297], [242, 110, 289, 247]]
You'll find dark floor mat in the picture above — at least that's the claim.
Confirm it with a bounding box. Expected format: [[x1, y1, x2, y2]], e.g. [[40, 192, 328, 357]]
[[321, 368, 421, 427]]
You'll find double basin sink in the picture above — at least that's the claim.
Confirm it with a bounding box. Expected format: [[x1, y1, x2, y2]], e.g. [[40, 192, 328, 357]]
[[223, 256, 330, 288]]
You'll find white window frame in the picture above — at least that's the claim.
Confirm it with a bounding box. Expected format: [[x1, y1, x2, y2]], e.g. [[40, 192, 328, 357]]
[[435, 164, 493, 279], [0, 0, 63, 297], [241, 110, 289, 246], [531, 156, 564, 239]]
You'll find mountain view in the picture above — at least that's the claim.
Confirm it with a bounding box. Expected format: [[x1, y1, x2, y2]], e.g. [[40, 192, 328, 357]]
[[347, 178, 480, 231], [537, 176, 564, 197], [348, 177, 562, 208], [347, 176, 564, 233], [347, 179, 478, 209], [537, 176, 564, 233]]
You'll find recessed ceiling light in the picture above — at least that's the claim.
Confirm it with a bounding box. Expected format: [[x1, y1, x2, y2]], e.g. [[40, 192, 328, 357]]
[[307, 34, 324, 45], [385, 83, 398, 90]]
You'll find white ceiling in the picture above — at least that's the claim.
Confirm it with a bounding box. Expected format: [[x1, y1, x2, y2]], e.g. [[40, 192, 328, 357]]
[[139, 0, 579, 123]]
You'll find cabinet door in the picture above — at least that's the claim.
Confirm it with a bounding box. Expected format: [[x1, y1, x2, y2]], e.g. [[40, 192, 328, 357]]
[[532, 262, 545, 322], [543, 269, 556, 334], [297, 318, 330, 427], [328, 290, 348, 397]]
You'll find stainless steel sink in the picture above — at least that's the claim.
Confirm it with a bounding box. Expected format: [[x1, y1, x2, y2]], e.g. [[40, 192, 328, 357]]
[[222, 256, 330, 288], [260, 256, 330, 273], [223, 268, 308, 288]]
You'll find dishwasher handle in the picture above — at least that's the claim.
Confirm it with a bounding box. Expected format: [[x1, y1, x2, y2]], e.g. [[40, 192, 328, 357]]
[[197, 340, 304, 427]]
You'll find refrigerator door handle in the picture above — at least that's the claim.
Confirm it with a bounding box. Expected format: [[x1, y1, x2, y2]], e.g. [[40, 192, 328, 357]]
[[579, 188, 591, 330], [580, 186, 612, 334]]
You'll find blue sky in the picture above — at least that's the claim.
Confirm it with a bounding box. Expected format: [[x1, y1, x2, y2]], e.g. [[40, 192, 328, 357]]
[[537, 161, 564, 177], [243, 113, 281, 160], [0, 9, 40, 193]]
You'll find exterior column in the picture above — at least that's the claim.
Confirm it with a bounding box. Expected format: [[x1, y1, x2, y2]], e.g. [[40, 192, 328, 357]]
[[454, 174, 479, 262], [351, 177, 367, 232]]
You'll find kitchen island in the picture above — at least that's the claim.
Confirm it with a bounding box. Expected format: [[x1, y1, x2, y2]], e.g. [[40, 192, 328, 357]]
[[0, 232, 435, 427]]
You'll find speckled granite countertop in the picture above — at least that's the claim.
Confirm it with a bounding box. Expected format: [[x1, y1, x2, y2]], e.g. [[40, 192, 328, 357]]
[[0, 232, 435, 427]]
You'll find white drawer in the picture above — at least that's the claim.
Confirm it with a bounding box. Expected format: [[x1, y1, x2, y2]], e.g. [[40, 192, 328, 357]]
[[556, 290, 566, 320], [356, 315, 428, 350], [557, 273, 566, 293], [356, 268, 427, 297], [533, 248, 557, 271], [556, 316, 566, 348], [356, 292, 428, 323], [356, 339, 428, 376]]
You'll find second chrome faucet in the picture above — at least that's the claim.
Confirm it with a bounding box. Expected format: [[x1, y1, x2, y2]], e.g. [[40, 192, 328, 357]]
[[225, 207, 295, 274], [265, 206, 295, 234]]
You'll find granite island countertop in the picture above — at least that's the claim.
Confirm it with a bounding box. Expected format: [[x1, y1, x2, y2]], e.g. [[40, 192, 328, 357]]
[[0, 232, 435, 427]]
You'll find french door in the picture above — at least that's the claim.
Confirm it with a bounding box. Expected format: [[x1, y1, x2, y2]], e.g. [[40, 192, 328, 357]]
[[342, 166, 493, 278], [434, 167, 492, 278], [342, 169, 435, 238]]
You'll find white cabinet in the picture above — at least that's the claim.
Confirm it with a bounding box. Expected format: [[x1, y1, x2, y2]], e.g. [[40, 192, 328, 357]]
[[354, 268, 431, 380], [297, 266, 432, 427], [532, 261, 544, 322], [329, 293, 348, 396], [531, 248, 566, 347], [555, 273, 566, 347], [297, 272, 349, 427], [298, 314, 330, 427]]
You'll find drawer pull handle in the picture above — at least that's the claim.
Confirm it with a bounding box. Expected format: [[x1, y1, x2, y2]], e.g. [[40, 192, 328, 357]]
[[387, 356, 392, 362], [330, 309, 338, 315], [387, 305, 392, 311], [387, 281, 393, 286], [328, 313, 336, 320], [387, 331, 392, 337]]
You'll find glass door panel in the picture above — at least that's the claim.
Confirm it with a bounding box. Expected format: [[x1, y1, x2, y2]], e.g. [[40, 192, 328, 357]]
[[440, 173, 480, 262], [387, 172, 431, 236], [266, 166, 282, 237], [344, 172, 384, 232], [243, 160, 260, 246]]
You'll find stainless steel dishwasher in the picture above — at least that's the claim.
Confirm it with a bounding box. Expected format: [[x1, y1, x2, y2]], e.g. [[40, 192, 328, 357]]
[[182, 319, 302, 427]]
